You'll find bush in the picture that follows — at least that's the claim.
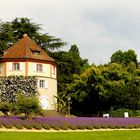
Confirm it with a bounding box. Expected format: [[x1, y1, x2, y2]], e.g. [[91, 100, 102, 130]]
[[14, 93, 42, 119], [3, 123, 13, 129], [51, 125, 60, 130], [33, 124, 42, 130], [0, 102, 11, 117], [86, 125, 93, 130], [109, 109, 133, 117], [93, 125, 101, 129], [133, 110, 140, 117], [42, 124, 51, 130], [77, 125, 86, 130], [114, 125, 121, 129], [14, 124, 23, 129], [60, 124, 69, 130], [68, 125, 77, 130], [23, 123, 33, 129]]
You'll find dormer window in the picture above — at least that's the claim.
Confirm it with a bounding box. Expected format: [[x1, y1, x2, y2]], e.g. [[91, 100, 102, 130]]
[[13, 63, 20, 70], [36, 64, 43, 72], [30, 49, 41, 55], [33, 50, 40, 55]]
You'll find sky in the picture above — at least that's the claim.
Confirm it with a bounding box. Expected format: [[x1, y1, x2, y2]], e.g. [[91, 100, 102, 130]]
[[0, 0, 140, 65]]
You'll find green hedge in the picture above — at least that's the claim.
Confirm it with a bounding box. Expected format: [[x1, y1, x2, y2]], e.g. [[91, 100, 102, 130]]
[[109, 109, 133, 117]]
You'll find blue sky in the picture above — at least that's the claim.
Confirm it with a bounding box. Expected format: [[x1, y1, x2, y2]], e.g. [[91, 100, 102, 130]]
[[1, 0, 140, 64]]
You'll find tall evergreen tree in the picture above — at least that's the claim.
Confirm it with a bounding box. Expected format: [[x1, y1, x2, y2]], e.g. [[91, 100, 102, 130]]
[[0, 18, 66, 52]]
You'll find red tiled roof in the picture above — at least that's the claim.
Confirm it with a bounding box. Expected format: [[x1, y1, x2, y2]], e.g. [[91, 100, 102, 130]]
[[1, 34, 55, 62]]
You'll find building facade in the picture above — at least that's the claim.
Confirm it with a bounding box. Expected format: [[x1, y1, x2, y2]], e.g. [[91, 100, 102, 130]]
[[0, 34, 57, 110]]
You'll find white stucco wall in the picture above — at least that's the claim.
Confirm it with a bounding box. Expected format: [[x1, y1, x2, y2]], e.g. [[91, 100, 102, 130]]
[[6, 62, 26, 76], [37, 77, 57, 110], [28, 62, 51, 77], [0, 61, 57, 110]]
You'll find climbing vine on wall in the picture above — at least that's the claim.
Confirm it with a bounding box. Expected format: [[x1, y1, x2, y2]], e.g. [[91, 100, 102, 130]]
[[0, 76, 37, 102]]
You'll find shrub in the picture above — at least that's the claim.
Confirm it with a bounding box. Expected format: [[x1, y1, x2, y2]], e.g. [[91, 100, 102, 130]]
[[14, 124, 23, 129], [133, 110, 140, 117], [60, 124, 69, 130], [68, 125, 77, 130], [33, 124, 42, 130], [86, 125, 93, 130], [133, 125, 140, 128], [109, 109, 133, 117], [51, 125, 60, 130], [0, 102, 11, 117], [3, 123, 13, 129], [128, 125, 134, 129], [93, 125, 101, 129], [42, 124, 51, 130], [77, 125, 86, 130], [114, 125, 121, 129], [101, 125, 108, 129], [23, 124, 33, 129], [14, 93, 42, 119]]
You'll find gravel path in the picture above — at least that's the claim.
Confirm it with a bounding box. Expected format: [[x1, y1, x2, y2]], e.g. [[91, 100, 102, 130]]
[[0, 127, 140, 132]]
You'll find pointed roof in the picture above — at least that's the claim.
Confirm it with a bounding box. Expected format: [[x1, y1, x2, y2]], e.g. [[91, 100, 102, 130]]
[[1, 34, 55, 62]]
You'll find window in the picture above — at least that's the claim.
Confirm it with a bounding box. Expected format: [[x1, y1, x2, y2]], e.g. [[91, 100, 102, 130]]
[[13, 63, 20, 70], [39, 80, 45, 88], [30, 49, 41, 55], [33, 50, 40, 55], [38, 80, 48, 88], [36, 64, 43, 72]]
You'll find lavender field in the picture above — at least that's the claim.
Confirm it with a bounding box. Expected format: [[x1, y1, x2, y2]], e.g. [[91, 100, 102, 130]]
[[0, 117, 140, 130]]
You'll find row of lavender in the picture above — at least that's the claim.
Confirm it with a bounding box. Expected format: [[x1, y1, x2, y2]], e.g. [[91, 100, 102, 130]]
[[0, 117, 140, 130]]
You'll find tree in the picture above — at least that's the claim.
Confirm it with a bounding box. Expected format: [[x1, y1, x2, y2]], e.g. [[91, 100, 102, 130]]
[[54, 93, 67, 114], [0, 18, 66, 52], [51, 45, 89, 115], [110, 49, 138, 67], [14, 93, 42, 119], [65, 66, 105, 115], [110, 50, 123, 64], [69, 44, 80, 56], [52, 45, 89, 93]]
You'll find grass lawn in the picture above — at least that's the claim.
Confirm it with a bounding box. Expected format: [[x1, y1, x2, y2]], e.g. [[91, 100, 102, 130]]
[[0, 131, 140, 140]]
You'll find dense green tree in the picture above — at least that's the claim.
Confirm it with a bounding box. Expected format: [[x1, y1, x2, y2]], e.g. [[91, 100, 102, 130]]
[[52, 45, 89, 114], [14, 93, 42, 119], [111, 49, 138, 67], [110, 50, 123, 64], [66, 58, 140, 116], [69, 44, 80, 55], [65, 66, 105, 115], [0, 18, 66, 52], [52, 45, 89, 93]]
